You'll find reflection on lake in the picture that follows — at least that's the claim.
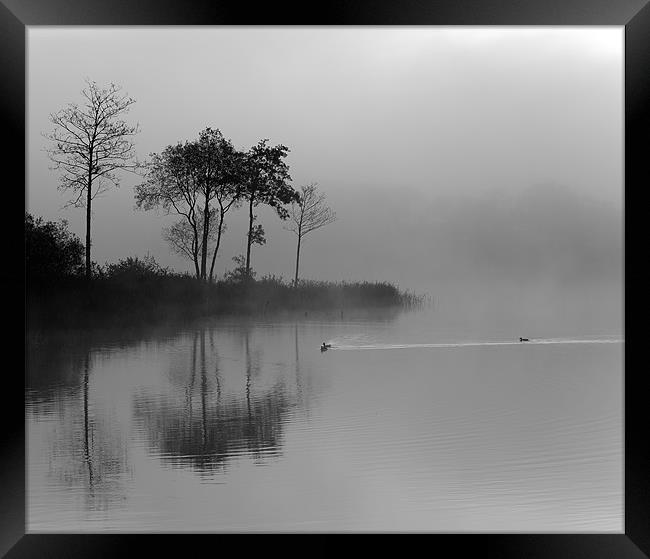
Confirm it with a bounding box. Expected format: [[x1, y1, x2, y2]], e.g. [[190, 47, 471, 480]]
[[26, 308, 623, 531], [132, 328, 292, 473]]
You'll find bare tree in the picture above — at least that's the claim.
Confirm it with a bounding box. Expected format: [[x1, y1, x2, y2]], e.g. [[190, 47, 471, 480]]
[[286, 183, 337, 286], [163, 220, 201, 266], [163, 212, 219, 274], [44, 79, 139, 279]]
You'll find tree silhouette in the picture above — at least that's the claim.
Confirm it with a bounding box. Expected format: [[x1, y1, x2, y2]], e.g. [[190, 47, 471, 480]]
[[44, 79, 139, 280], [286, 183, 336, 286], [135, 128, 240, 281], [192, 129, 241, 281], [25, 213, 84, 283], [207, 146, 243, 282], [240, 139, 298, 278]]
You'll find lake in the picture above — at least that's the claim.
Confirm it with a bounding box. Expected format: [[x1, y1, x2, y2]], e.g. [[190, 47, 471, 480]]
[[26, 306, 623, 532]]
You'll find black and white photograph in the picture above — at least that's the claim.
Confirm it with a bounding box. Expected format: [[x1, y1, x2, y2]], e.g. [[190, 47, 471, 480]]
[[25, 26, 624, 533]]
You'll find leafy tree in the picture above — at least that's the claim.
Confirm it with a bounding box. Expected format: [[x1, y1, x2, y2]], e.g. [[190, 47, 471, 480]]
[[135, 128, 240, 281], [240, 139, 299, 278], [206, 145, 243, 282], [191, 128, 241, 280], [25, 212, 84, 282], [286, 183, 337, 286], [44, 79, 139, 279]]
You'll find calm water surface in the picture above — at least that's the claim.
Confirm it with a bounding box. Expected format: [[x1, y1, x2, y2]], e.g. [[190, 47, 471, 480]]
[[26, 307, 623, 531]]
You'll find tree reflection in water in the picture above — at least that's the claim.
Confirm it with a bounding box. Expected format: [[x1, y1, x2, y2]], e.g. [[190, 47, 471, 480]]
[[26, 340, 132, 513], [26, 318, 312, 516], [132, 326, 295, 474]]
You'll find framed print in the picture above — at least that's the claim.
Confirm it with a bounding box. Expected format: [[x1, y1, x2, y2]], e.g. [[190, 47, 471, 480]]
[[3, 0, 648, 556]]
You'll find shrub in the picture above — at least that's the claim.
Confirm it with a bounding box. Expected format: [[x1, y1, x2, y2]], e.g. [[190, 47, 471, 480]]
[[223, 254, 255, 283], [105, 254, 169, 282], [25, 212, 84, 282]]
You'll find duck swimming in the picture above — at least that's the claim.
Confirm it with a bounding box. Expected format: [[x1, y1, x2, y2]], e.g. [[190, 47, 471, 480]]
[[321, 342, 332, 351], [519, 337, 529, 342]]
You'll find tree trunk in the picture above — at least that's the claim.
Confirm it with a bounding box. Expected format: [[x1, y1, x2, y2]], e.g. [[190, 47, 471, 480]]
[[245, 197, 254, 277], [85, 164, 92, 280], [191, 220, 200, 279], [200, 198, 210, 281], [208, 210, 225, 283], [294, 233, 302, 287], [192, 255, 200, 279]]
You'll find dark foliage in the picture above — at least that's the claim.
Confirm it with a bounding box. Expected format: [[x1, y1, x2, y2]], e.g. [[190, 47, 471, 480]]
[[27, 256, 425, 330], [103, 255, 171, 282], [25, 212, 84, 283]]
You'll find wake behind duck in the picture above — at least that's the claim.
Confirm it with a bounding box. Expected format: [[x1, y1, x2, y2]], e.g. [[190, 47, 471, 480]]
[[329, 337, 622, 351]]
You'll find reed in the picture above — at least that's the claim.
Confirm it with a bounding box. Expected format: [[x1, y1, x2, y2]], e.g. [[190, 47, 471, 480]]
[[27, 268, 427, 329]]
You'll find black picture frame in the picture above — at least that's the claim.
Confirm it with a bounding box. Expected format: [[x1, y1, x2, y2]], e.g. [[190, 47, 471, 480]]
[[4, 0, 648, 556]]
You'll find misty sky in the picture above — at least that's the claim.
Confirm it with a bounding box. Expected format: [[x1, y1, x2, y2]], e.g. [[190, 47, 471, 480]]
[[27, 27, 623, 329]]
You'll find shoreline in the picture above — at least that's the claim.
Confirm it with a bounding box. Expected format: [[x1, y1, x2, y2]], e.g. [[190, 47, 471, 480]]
[[26, 276, 428, 331]]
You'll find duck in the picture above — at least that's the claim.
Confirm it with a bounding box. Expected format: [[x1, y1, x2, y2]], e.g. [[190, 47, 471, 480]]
[[519, 337, 529, 342], [321, 342, 332, 351]]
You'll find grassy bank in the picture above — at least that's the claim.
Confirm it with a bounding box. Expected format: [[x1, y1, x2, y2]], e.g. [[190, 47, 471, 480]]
[[27, 273, 426, 329]]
